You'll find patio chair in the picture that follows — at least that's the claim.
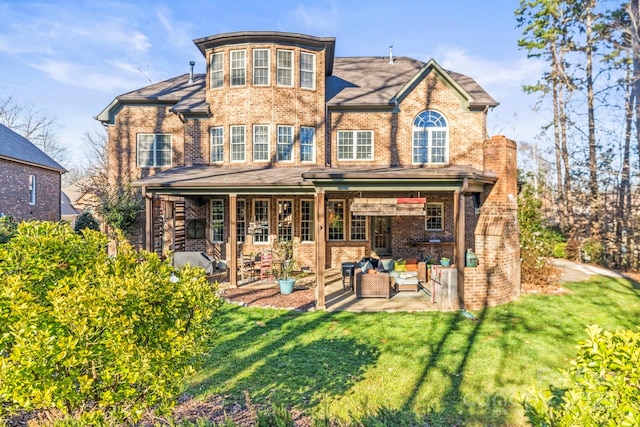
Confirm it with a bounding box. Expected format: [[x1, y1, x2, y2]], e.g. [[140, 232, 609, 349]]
[[259, 252, 274, 282], [239, 254, 255, 281]]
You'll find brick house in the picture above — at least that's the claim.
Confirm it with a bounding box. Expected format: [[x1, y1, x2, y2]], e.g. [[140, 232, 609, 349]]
[[97, 31, 520, 310], [0, 123, 66, 221]]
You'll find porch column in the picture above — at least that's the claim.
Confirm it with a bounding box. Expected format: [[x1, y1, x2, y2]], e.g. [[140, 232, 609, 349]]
[[315, 189, 326, 309], [229, 194, 238, 287], [143, 188, 153, 252], [454, 189, 466, 308]]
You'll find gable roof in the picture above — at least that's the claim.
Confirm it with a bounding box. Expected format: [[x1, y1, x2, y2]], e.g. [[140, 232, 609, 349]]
[[327, 57, 498, 110], [0, 123, 66, 172]]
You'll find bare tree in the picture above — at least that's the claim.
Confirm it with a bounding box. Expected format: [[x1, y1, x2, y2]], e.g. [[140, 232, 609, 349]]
[[0, 94, 69, 166]]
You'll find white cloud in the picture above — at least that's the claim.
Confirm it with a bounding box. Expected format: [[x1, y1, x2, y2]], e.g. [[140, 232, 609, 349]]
[[287, 1, 341, 33]]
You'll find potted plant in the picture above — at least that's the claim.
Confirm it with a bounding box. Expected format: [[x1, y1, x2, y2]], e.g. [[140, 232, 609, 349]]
[[440, 257, 451, 267], [272, 238, 297, 294]]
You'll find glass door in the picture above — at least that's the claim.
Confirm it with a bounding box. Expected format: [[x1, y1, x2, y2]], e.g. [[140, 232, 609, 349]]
[[372, 216, 391, 255]]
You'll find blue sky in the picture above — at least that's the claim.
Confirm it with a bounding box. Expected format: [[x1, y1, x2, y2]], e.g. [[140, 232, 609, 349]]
[[0, 0, 545, 168]]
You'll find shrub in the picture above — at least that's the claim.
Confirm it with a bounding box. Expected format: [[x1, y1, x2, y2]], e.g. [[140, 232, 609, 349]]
[[73, 211, 100, 233], [581, 237, 604, 264], [522, 325, 640, 426], [552, 242, 567, 258], [0, 215, 17, 244], [0, 221, 223, 424]]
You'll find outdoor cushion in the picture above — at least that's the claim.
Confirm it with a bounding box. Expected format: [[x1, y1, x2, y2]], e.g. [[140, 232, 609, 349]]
[[361, 261, 373, 273], [380, 258, 394, 271]]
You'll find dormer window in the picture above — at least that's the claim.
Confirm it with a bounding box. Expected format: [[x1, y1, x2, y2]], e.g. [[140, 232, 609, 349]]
[[300, 52, 315, 89], [230, 50, 246, 86], [412, 110, 448, 164], [277, 50, 293, 86], [253, 49, 270, 86]]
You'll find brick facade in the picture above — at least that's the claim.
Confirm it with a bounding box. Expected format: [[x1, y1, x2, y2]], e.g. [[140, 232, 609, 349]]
[[0, 158, 62, 221], [99, 31, 520, 310]]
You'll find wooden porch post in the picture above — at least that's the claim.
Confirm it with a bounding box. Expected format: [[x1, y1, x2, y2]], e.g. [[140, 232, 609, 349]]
[[143, 188, 153, 252], [229, 194, 238, 287], [454, 188, 466, 308], [315, 189, 326, 309]]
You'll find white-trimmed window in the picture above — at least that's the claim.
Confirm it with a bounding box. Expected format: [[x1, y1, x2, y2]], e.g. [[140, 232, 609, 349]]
[[28, 174, 36, 205], [327, 200, 345, 241], [300, 126, 315, 163], [277, 199, 293, 242], [230, 50, 246, 86], [253, 49, 270, 86], [230, 125, 245, 162], [253, 199, 270, 244], [210, 127, 224, 163], [425, 202, 444, 231], [237, 199, 246, 243], [301, 200, 315, 242], [277, 125, 293, 161], [300, 52, 315, 89], [413, 110, 448, 164], [211, 52, 224, 88], [337, 131, 373, 160], [350, 213, 367, 241], [277, 50, 293, 86], [137, 134, 172, 167], [211, 199, 224, 242], [253, 125, 270, 162]]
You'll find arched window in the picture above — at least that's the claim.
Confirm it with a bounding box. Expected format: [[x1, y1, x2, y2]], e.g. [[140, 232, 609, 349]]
[[412, 110, 448, 164]]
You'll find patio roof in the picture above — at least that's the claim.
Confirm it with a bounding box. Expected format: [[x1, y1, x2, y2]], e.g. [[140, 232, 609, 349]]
[[134, 164, 496, 195]]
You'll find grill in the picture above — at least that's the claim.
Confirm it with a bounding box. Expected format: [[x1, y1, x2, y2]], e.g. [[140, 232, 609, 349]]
[[341, 262, 357, 291]]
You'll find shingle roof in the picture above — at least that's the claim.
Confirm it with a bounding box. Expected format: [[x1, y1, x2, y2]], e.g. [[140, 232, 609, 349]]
[[0, 123, 66, 172]]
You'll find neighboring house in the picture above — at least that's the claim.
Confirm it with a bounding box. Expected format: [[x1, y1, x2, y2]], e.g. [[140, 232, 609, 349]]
[[0, 123, 66, 221], [97, 31, 520, 310]]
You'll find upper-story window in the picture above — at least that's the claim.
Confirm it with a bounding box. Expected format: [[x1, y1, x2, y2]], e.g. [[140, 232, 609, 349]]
[[210, 127, 224, 163], [253, 49, 270, 86], [28, 174, 36, 205], [413, 110, 448, 164], [337, 130, 373, 161], [253, 125, 270, 162], [300, 52, 315, 89], [137, 134, 172, 167], [300, 127, 315, 163], [277, 125, 294, 161], [277, 50, 293, 86], [211, 52, 224, 89], [230, 50, 246, 86], [230, 125, 246, 162]]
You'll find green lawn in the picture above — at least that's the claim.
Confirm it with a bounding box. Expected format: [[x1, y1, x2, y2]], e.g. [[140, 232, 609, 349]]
[[186, 275, 640, 426]]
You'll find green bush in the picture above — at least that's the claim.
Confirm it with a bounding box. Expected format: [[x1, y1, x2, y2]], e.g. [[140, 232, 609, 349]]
[[552, 242, 567, 258], [73, 211, 100, 233], [581, 237, 604, 264], [0, 221, 223, 424], [0, 215, 18, 244], [522, 325, 640, 426]]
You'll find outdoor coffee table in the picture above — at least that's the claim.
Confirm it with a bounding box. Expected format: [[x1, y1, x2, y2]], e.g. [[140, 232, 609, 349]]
[[395, 274, 419, 292]]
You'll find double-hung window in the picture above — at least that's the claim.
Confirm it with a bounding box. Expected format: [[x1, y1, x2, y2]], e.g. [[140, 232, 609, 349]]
[[425, 202, 444, 231], [253, 125, 270, 162], [413, 110, 448, 164], [230, 125, 246, 162], [337, 131, 373, 161], [211, 52, 223, 88], [211, 199, 224, 242], [277, 200, 293, 242], [327, 200, 345, 241], [350, 213, 367, 241], [253, 49, 270, 86], [210, 127, 224, 163], [277, 125, 293, 162], [237, 200, 246, 243], [230, 50, 246, 86], [300, 127, 315, 163], [300, 52, 315, 89], [137, 134, 172, 167], [253, 199, 270, 244], [277, 50, 293, 86], [300, 200, 315, 242], [28, 174, 36, 205]]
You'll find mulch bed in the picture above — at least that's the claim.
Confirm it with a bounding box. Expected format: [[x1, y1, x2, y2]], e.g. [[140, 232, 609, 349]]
[[222, 284, 317, 311]]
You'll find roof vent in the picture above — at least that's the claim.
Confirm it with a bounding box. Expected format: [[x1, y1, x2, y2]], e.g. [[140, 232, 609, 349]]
[[389, 45, 394, 64], [188, 60, 195, 84]]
